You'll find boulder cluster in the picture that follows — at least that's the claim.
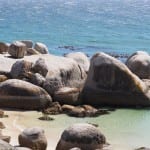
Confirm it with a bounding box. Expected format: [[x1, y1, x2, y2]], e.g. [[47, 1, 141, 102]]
[[0, 40, 150, 149]]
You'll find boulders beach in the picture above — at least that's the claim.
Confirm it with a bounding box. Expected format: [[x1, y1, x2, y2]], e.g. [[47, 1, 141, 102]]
[[0, 40, 150, 149]]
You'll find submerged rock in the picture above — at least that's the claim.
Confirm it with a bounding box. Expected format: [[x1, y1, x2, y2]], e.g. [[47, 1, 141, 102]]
[[81, 52, 150, 107], [126, 51, 150, 79], [0, 79, 52, 110], [19, 127, 47, 150], [56, 123, 106, 150]]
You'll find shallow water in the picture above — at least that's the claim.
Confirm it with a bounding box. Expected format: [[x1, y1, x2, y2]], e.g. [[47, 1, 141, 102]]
[[3, 109, 150, 150]]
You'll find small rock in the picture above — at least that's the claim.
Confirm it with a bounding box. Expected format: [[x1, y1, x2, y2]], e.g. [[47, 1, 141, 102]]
[[43, 102, 62, 115], [0, 75, 8, 82], [0, 122, 5, 129], [34, 42, 49, 54], [19, 127, 47, 150], [9, 41, 27, 58], [54, 87, 81, 105], [26, 48, 40, 55], [0, 110, 4, 118], [62, 105, 75, 113], [32, 58, 48, 77], [38, 115, 54, 121], [135, 147, 150, 150], [0, 42, 9, 53]]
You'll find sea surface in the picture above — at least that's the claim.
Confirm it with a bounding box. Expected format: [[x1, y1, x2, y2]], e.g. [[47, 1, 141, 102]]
[[0, 0, 150, 56], [1, 0, 150, 149]]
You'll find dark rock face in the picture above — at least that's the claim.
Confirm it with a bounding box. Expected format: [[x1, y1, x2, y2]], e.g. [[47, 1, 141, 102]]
[[126, 51, 150, 79], [18, 127, 47, 150], [81, 52, 150, 107], [0, 79, 52, 110], [56, 123, 106, 150], [9, 41, 27, 58]]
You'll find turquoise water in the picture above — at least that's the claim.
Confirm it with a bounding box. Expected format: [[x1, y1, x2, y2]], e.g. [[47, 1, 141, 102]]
[[11, 109, 150, 150], [0, 0, 150, 56]]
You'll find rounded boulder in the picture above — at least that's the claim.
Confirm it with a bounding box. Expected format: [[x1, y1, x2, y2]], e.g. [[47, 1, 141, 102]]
[[56, 123, 106, 150]]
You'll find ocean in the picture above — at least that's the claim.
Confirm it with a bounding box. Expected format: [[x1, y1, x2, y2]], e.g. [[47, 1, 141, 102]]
[[0, 0, 150, 56], [1, 0, 150, 149]]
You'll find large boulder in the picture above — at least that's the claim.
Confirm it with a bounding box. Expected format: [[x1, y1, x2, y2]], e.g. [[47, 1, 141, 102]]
[[34, 42, 49, 54], [65, 52, 90, 73], [126, 51, 150, 79], [56, 123, 106, 150], [18, 127, 47, 150], [9, 41, 27, 58], [0, 79, 52, 109], [0, 54, 86, 96], [81, 52, 150, 107], [10, 60, 33, 79]]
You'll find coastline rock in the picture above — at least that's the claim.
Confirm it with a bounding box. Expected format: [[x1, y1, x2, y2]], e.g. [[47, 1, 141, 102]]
[[0, 110, 4, 117], [30, 73, 45, 87], [56, 123, 106, 150], [10, 60, 33, 79], [34, 42, 49, 54], [54, 87, 81, 105], [0, 79, 52, 110], [43, 102, 62, 115], [0, 139, 15, 150], [9, 41, 27, 58], [0, 42, 9, 53], [62, 104, 75, 113], [18, 127, 47, 150], [65, 52, 90, 73], [126, 51, 150, 79], [81, 52, 150, 107], [32, 58, 48, 77], [26, 48, 40, 55], [0, 75, 8, 82], [0, 54, 86, 96], [20, 40, 33, 49]]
